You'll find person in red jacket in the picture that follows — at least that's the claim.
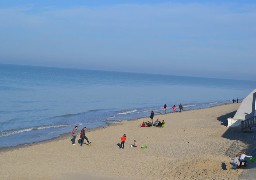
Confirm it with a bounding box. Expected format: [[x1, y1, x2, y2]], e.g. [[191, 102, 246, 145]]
[[120, 134, 126, 149]]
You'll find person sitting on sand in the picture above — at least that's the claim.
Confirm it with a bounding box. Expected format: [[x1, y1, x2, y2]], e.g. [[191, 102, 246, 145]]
[[146, 121, 152, 127], [239, 151, 252, 167], [141, 121, 146, 127], [157, 121, 162, 127], [161, 120, 165, 127], [231, 154, 240, 169], [131, 140, 137, 147], [153, 119, 159, 126], [120, 134, 126, 149]]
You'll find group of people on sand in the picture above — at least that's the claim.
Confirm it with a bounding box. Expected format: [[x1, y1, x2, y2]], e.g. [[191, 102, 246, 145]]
[[119, 134, 138, 149], [70, 126, 91, 146], [70, 126, 134, 149], [232, 98, 239, 103], [140, 119, 165, 127], [163, 104, 184, 114], [231, 151, 253, 169], [141, 110, 166, 128], [70, 103, 184, 148]]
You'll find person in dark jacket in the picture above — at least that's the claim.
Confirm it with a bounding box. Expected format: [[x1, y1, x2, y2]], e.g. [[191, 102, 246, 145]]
[[80, 127, 91, 146], [179, 104, 183, 112], [163, 104, 167, 114], [150, 111, 154, 124]]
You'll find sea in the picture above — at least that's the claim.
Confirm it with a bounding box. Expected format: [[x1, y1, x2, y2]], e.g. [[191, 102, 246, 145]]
[[0, 64, 255, 148]]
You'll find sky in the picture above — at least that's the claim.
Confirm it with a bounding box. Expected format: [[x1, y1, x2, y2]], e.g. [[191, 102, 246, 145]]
[[0, 0, 256, 80]]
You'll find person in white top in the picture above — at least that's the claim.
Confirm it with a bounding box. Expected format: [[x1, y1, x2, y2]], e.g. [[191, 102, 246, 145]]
[[239, 151, 252, 167], [231, 154, 240, 169]]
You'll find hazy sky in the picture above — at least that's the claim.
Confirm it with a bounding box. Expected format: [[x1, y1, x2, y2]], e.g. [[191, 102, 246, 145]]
[[0, 0, 256, 80]]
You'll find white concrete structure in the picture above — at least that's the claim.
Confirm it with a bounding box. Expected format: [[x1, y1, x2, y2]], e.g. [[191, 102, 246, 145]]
[[227, 89, 256, 127]]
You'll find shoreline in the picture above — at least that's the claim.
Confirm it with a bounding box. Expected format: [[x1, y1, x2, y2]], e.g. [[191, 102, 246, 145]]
[[1, 102, 253, 180], [0, 102, 235, 152]]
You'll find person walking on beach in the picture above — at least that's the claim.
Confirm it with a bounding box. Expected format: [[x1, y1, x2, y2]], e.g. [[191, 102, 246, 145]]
[[80, 127, 91, 146], [150, 111, 154, 124], [232, 99, 236, 103], [172, 105, 177, 112], [120, 134, 126, 149], [71, 126, 78, 145], [237, 98, 239, 103], [179, 104, 183, 112], [163, 104, 167, 114]]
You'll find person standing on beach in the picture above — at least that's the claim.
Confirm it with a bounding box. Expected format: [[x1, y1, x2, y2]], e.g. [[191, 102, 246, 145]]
[[71, 126, 78, 145], [237, 98, 239, 103], [172, 105, 177, 112], [120, 134, 126, 149], [179, 104, 183, 112], [150, 111, 154, 124], [80, 127, 91, 146], [163, 104, 167, 114]]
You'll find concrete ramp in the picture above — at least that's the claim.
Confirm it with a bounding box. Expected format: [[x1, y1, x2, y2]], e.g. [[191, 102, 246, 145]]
[[228, 89, 256, 127], [234, 89, 256, 121]]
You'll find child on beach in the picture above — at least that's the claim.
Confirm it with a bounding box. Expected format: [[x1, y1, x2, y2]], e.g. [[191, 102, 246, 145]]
[[71, 126, 78, 145], [120, 134, 126, 149], [80, 127, 91, 146], [131, 140, 137, 147]]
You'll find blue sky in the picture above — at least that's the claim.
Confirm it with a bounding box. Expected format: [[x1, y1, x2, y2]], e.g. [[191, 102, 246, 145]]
[[0, 0, 256, 80]]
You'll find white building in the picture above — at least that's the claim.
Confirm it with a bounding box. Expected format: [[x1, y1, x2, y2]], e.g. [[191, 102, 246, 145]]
[[228, 89, 256, 127]]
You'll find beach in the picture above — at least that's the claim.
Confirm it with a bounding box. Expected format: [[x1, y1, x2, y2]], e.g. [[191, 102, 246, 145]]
[[0, 103, 254, 180]]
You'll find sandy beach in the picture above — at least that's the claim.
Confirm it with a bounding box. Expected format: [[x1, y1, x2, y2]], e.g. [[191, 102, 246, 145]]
[[0, 103, 254, 180]]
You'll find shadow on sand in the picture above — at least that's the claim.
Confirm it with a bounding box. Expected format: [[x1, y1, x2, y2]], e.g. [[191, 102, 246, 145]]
[[217, 110, 256, 178]]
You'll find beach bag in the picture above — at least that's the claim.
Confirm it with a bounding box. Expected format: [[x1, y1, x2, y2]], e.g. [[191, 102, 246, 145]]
[[141, 144, 148, 149], [249, 157, 255, 162], [78, 138, 82, 144]]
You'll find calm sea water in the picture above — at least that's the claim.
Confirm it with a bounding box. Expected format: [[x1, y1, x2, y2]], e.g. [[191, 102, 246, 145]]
[[0, 64, 255, 148]]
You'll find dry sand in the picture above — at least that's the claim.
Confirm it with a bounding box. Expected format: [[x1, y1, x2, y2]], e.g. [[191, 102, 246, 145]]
[[0, 103, 253, 180]]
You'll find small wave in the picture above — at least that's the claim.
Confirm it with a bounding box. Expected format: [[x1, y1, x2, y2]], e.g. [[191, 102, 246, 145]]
[[0, 124, 68, 138], [209, 102, 218, 105], [88, 108, 110, 112], [53, 109, 109, 119], [183, 104, 196, 108], [118, 109, 137, 115]]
